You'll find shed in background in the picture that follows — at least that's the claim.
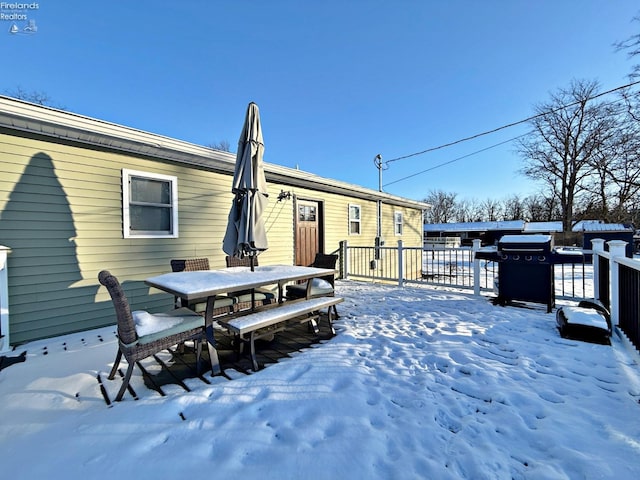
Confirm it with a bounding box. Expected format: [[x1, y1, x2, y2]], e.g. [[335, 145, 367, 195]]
[[573, 220, 635, 258]]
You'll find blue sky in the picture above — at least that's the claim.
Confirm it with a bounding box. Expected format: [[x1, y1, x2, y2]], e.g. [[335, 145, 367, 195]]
[[2, 1, 639, 202]]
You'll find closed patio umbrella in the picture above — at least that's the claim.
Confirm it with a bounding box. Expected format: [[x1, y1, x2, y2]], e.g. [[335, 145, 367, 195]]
[[222, 102, 268, 271]]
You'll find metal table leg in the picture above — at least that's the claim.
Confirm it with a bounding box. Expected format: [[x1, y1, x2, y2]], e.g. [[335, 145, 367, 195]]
[[205, 296, 222, 375]]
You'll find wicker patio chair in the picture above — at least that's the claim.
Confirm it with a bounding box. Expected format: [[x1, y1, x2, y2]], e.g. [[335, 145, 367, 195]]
[[285, 253, 339, 318], [170, 258, 211, 273], [224, 256, 276, 310], [170, 258, 235, 315], [99, 270, 205, 402], [225, 255, 259, 268]]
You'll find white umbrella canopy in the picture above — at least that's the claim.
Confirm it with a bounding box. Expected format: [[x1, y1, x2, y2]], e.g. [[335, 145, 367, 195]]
[[222, 102, 269, 269]]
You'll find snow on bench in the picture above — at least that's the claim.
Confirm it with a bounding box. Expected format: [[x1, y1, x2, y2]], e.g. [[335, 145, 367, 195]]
[[219, 296, 344, 371], [561, 306, 609, 330]]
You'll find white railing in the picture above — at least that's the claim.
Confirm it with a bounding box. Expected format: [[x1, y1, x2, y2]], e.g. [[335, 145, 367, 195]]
[[0, 245, 10, 353], [592, 239, 640, 351], [340, 240, 481, 289], [340, 239, 592, 302]]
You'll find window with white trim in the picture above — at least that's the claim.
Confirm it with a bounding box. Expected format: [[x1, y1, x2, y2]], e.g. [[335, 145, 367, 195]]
[[123, 169, 178, 238], [394, 211, 403, 235], [349, 204, 361, 235]]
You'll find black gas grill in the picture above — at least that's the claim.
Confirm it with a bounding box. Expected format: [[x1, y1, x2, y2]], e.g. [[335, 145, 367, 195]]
[[475, 235, 592, 313], [495, 235, 555, 312]]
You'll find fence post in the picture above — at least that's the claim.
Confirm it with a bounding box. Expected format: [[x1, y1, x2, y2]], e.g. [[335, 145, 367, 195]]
[[340, 240, 349, 280], [397, 240, 404, 288], [591, 238, 605, 302], [608, 240, 628, 328], [0, 245, 11, 353], [472, 239, 482, 296]]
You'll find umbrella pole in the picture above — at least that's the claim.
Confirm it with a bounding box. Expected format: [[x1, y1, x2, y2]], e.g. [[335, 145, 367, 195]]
[[250, 254, 256, 310]]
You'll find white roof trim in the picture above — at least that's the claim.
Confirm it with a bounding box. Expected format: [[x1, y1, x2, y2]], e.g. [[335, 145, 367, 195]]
[[0, 96, 430, 210]]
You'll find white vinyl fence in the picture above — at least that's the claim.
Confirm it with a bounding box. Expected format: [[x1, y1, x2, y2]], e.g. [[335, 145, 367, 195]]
[[592, 239, 640, 351], [340, 239, 593, 301]]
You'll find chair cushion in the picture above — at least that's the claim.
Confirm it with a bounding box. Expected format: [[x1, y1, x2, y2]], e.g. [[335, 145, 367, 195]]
[[311, 278, 333, 289], [188, 295, 235, 314], [131, 308, 203, 344], [286, 278, 334, 297], [232, 288, 277, 304]]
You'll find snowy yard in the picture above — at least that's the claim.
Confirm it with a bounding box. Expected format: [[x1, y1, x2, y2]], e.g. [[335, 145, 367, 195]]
[[1, 281, 639, 479]]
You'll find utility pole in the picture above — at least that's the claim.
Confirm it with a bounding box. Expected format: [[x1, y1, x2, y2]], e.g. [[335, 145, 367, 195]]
[[374, 154, 383, 192], [374, 154, 383, 260]]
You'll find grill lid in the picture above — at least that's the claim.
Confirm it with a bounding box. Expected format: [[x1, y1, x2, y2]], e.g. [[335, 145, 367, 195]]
[[498, 234, 553, 253]]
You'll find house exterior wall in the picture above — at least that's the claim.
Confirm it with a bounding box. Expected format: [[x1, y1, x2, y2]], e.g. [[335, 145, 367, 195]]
[[382, 202, 424, 247], [291, 188, 424, 253], [0, 130, 299, 344], [380, 203, 424, 280], [0, 128, 425, 344], [320, 195, 425, 280]]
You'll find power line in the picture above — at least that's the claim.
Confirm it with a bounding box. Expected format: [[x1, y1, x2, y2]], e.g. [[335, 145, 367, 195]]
[[383, 90, 635, 188], [383, 79, 640, 166], [383, 132, 531, 188]]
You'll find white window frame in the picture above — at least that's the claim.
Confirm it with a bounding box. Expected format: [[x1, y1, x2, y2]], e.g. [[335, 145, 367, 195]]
[[394, 211, 403, 236], [122, 169, 179, 238], [349, 204, 361, 235]]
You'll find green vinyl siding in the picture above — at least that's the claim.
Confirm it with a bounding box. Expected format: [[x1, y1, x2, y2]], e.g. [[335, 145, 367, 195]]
[[0, 131, 301, 343], [0, 127, 425, 345], [1, 132, 222, 343]]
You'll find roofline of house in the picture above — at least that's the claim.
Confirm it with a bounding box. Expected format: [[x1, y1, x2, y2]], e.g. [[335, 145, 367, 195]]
[[423, 220, 564, 233], [0, 95, 430, 211]]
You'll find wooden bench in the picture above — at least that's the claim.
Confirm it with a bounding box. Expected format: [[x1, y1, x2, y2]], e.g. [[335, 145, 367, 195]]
[[218, 296, 344, 371]]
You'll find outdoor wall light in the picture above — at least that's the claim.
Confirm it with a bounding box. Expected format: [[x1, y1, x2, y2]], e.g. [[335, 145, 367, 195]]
[[277, 190, 292, 202]]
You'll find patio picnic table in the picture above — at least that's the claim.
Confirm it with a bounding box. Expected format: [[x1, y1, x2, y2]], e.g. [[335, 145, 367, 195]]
[[145, 265, 339, 374]]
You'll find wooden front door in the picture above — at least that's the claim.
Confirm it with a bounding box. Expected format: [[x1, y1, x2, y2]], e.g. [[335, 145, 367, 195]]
[[295, 199, 321, 266]]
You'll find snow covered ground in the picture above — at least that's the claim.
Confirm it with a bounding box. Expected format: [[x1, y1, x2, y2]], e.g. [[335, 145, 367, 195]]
[[1, 281, 639, 479]]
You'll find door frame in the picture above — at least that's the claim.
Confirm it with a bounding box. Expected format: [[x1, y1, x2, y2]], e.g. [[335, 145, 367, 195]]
[[293, 195, 325, 266]]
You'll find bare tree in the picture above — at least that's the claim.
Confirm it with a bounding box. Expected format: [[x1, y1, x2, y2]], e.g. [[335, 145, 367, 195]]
[[522, 195, 545, 222], [453, 199, 469, 222], [612, 91, 640, 187], [517, 79, 618, 231], [422, 190, 458, 223], [615, 14, 640, 78], [5, 86, 65, 109], [480, 197, 502, 221], [539, 194, 563, 221], [608, 13, 640, 216], [208, 140, 232, 152], [597, 114, 640, 222], [608, 145, 640, 222], [502, 194, 525, 220], [455, 198, 479, 222]]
